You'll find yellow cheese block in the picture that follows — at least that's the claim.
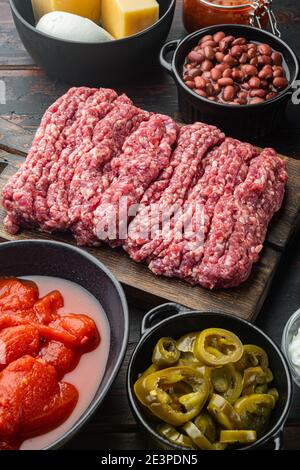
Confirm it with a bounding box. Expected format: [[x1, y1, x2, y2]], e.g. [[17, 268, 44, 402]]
[[31, 0, 102, 24], [101, 0, 159, 39]]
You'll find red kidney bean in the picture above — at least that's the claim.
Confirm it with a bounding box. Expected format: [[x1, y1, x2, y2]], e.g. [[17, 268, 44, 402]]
[[260, 79, 269, 89], [243, 82, 250, 91], [273, 66, 284, 77], [232, 37, 247, 46], [236, 97, 247, 105], [194, 76, 207, 89], [201, 40, 218, 49], [242, 64, 258, 76], [219, 40, 229, 53], [213, 31, 226, 42], [215, 52, 225, 63], [223, 85, 236, 101], [195, 89, 207, 97], [250, 57, 259, 67], [218, 77, 234, 87], [231, 69, 244, 82], [271, 52, 283, 66], [258, 55, 272, 66], [211, 68, 222, 81], [258, 65, 273, 80], [231, 45, 242, 57], [258, 43, 273, 56], [223, 68, 232, 78], [239, 52, 249, 64], [204, 46, 215, 60], [215, 63, 230, 72], [247, 47, 257, 59], [223, 54, 238, 66], [200, 34, 213, 43], [238, 92, 248, 100], [250, 97, 265, 104], [202, 71, 211, 79], [201, 59, 213, 71], [186, 68, 202, 79], [185, 80, 195, 89], [250, 89, 267, 98], [206, 83, 215, 96], [249, 77, 261, 89], [214, 83, 221, 94], [188, 51, 204, 63], [266, 91, 278, 100], [273, 76, 288, 89]]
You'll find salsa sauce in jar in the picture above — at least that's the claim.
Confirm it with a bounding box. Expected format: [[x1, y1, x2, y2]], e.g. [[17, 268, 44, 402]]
[[183, 0, 270, 32]]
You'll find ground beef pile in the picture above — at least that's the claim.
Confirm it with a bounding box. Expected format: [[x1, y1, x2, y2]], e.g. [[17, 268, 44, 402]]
[[2, 87, 288, 289]]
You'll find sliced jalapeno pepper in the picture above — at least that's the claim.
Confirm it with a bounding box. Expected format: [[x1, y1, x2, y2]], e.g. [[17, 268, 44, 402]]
[[236, 345, 269, 372], [158, 424, 196, 449], [268, 388, 279, 402], [177, 351, 203, 367], [207, 394, 241, 430], [182, 421, 214, 450], [234, 394, 275, 434], [152, 337, 180, 368], [194, 328, 243, 366], [220, 430, 257, 444], [176, 332, 199, 353], [211, 364, 243, 404], [134, 366, 210, 426], [242, 366, 268, 396], [194, 412, 217, 443]]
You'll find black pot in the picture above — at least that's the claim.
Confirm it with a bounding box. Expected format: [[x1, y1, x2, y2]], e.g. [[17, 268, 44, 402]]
[[0, 239, 129, 449], [9, 0, 176, 86], [127, 302, 293, 450], [160, 25, 299, 140]]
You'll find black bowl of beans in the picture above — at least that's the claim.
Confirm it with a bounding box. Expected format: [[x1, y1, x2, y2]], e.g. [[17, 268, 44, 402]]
[[160, 25, 299, 140]]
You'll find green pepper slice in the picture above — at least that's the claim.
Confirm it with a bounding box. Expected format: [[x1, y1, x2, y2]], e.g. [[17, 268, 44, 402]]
[[242, 366, 268, 396], [268, 388, 279, 402], [234, 394, 276, 434], [220, 430, 257, 444], [207, 394, 241, 430], [134, 366, 210, 426], [194, 328, 243, 366], [182, 422, 214, 450], [211, 364, 243, 404], [152, 337, 180, 368], [236, 345, 269, 372], [158, 424, 196, 449], [176, 332, 199, 353], [194, 412, 217, 443]]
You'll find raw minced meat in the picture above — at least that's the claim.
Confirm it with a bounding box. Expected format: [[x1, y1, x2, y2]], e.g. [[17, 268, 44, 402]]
[[1, 87, 288, 290]]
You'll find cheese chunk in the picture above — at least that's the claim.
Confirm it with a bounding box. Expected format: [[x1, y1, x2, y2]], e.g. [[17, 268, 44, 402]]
[[101, 0, 159, 39], [31, 0, 102, 24], [36, 12, 113, 43]]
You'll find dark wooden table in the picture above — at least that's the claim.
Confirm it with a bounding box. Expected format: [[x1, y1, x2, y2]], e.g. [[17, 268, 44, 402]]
[[1, 0, 300, 450]]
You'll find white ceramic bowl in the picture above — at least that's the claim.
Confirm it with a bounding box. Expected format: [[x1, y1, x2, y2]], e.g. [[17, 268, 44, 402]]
[[282, 308, 300, 388]]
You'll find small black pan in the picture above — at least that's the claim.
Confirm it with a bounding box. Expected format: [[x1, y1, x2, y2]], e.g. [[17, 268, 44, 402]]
[[127, 302, 293, 450], [0, 239, 129, 449], [160, 25, 299, 140]]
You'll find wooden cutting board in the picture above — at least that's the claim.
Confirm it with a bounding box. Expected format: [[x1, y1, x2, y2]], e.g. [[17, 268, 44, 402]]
[[0, 116, 300, 322]]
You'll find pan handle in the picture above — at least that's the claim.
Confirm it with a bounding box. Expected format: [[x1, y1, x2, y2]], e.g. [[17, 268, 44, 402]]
[[159, 39, 180, 76], [141, 302, 189, 335]]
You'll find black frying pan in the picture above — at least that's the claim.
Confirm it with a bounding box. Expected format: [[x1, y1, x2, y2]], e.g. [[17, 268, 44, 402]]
[[0, 239, 129, 449]]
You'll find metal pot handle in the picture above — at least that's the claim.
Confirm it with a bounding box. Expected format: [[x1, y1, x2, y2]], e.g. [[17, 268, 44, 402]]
[[159, 39, 181, 76], [273, 430, 284, 450], [141, 302, 189, 335]]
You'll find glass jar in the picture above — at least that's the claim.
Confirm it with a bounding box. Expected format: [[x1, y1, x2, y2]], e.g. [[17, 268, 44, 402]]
[[183, 0, 279, 36]]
